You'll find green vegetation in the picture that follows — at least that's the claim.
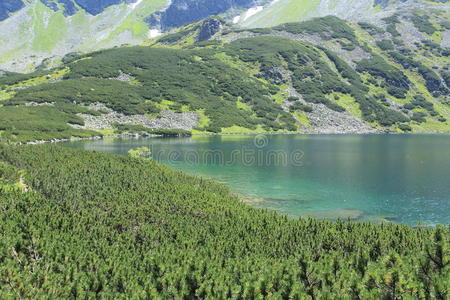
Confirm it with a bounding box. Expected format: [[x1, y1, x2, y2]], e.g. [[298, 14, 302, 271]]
[[383, 15, 401, 37], [376, 39, 395, 51], [1, 15, 449, 141], [157, 27, 199, 44], [0, 145, 448, 298], [114, 124, 191, 136], [0, 106, 97, 143], [274, 16, 358, 45], [388, 51, 447, 95], [128, 146, 152, 159], [356, 55, 410, 98], [358, 22, 385, 35], [289, 102, 313, 113], [411, 13, 438, 35], [226, 37, 347, 112]]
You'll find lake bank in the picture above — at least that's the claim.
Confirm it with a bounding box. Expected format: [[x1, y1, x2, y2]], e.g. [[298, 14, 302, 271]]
[[63, 134, 450, 226]]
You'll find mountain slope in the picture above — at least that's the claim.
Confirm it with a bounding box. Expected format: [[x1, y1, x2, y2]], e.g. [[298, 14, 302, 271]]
[[0, 144, 447, 298], [1, 13, 449, 142], [0, 0, 168, 72], [1, 0, 448, 72], [238, 0, 450, 28]]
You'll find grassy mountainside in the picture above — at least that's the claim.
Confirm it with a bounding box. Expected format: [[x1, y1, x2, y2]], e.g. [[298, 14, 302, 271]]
[[0, 0, 168, 72], [0, 144, 448, 298], [238, 0, 450, 28], [0, 14, 449, 142], [2, 0, 448, 72]]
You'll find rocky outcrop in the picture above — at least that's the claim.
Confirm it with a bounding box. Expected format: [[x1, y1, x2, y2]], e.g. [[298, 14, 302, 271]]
[[74, 0, 137, 15], [148, 0, 259, 30], [286, 87, 378, 134], [73, 105, 199, 131], [197, 18, 224, 42], [0, 0, 24, 21], [3, 0, 137, 18]]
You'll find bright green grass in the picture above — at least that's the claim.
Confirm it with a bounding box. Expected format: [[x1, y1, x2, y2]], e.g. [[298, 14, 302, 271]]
[[236, 99, 252, 111], [220, 125, 266, 134], [292, 111, 310, 128], [196, 109, 211, 129], [333, 93, 363, 119], [31, 2, 68, 52], [241, 0, 321, 28], [272, 83, 290, 105]]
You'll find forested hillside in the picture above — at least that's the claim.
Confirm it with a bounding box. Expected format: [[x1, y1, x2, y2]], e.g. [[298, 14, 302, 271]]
[[0, 145, 448, 298], [1, 13, 449, 142]]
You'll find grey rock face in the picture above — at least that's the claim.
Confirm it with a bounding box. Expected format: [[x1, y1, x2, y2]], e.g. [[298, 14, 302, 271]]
[[197, 18, 223, 42], [74, 0, 136, 15], [74, 105, 199, 131], [148, 0, 259, 30], [0, 0, 24, 21]]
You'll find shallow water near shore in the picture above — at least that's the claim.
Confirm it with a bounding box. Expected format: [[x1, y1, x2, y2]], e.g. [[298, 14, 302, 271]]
[[64, 134, 450, 226]]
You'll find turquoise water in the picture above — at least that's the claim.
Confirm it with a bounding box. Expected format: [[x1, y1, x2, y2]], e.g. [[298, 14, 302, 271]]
[[64, 135, 450, 225]]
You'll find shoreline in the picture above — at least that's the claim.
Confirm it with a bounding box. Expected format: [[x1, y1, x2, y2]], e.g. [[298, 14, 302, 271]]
[[21, 130, 450, 145]]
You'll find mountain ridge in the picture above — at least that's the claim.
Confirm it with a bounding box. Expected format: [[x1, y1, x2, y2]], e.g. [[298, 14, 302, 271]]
[[1, 12, 448, 141], [1, 0, 448, 72]]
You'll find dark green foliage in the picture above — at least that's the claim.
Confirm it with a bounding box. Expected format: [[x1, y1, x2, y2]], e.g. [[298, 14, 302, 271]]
[[289, 102, 313, 113], [382, 16, 400, 25], [416, 64, 447, 95], [404, 95, 438, 116], [388, 51, 446, 95], [383, 15, 401, 37], [392, 38, 404, 46], [248, 27, 272, 34], [360, 95, 409, 126], [8, 78, 161, 115], [321, 48, 361, 83], [416, 40, 449, 58], [388, 51, 420, 69], [411, 112, 427, 123], [113, 124, 191, 136], [192, 40, 222, 48], [0, 106, 97, 143], [157, 27, 197, 44], [61, 52, 81, 64], [274, 16, 358, 45], [0, 70, 49, 86], [356, 55, 410, 92], [376, 39, 394, 51], [441, 20, 450, 30], [398, 124, 412, 132], [226, 37, 350, 112], [441, 70, 450, 88], [387, 86, 407, 99], [0, 145, 448, 298], [0, 161, 20, 186], [411, 14, 437, 35], [358, 22, 385, 35], [386, 24, 401, 37]]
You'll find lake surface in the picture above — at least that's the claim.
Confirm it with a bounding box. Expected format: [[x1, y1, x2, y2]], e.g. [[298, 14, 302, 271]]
[[64, 134, 450, 225]]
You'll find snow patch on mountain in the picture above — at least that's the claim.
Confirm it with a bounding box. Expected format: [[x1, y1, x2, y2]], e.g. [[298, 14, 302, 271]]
[[233, 0, 280, 24], [130, 0, 144, 10], [148, 28, 162, 38]]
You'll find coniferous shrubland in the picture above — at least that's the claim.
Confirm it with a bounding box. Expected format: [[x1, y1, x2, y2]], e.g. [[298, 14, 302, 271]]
[[0, 145, 448, 298]]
